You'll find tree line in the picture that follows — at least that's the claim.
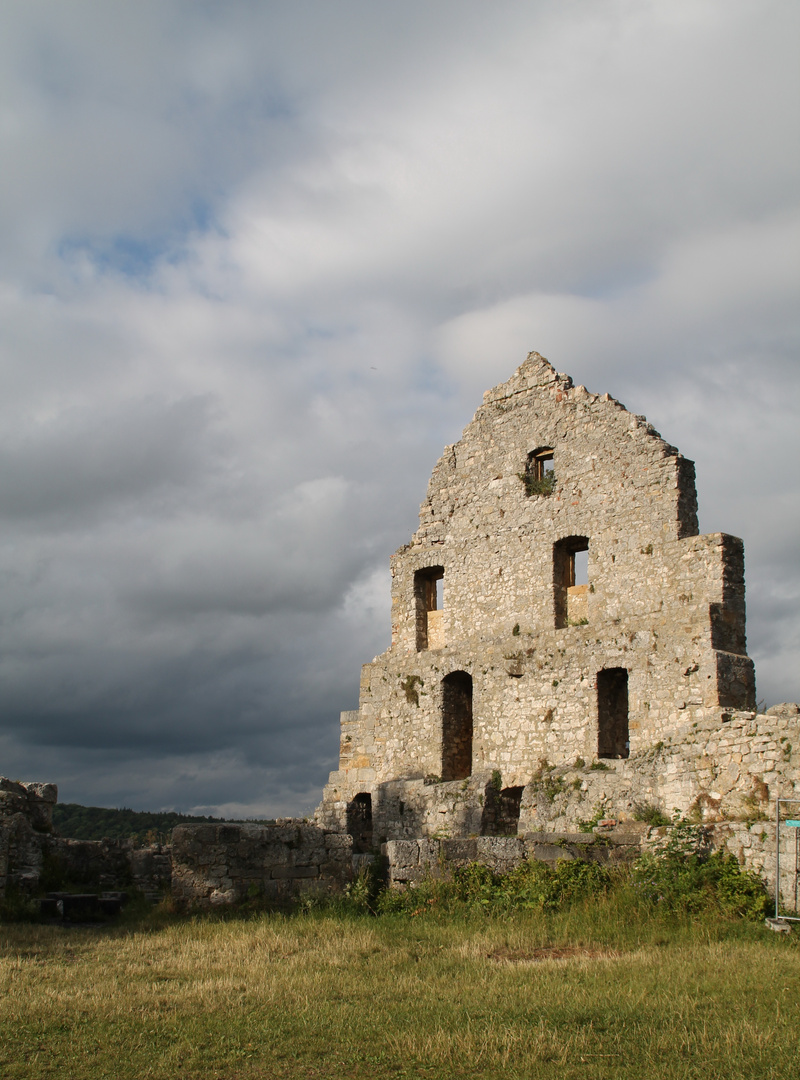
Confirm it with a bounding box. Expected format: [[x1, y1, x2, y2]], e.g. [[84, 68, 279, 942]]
[[52, 803, 274, 844]]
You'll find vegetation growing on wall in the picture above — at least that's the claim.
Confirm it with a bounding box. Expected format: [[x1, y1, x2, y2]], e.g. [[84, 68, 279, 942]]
[[518, 469, 556, 497]]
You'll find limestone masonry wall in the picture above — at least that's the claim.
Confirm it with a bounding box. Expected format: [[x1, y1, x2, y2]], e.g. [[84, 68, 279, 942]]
[[171, 822, 352, 908], [384, 831, 642, 887], [316, 352, 799, 904]]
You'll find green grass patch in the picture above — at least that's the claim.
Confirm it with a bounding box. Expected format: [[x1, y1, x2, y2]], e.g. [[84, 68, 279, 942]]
[[0, 899, 797, 1080], [0, 837, 793, 1080]]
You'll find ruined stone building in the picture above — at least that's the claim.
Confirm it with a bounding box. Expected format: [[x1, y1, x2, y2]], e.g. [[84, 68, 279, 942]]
[[4, 353, 798, 910], [317, 351, 776, 847]]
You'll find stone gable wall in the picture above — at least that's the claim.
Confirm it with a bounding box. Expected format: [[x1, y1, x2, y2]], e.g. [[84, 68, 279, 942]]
[[318, 352, 760, 832]]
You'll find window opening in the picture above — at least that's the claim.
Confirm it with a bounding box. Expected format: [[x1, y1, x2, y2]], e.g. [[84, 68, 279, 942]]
[[441, 671, 473, 781], [574, 548, 588, 587], [415, 566, 445, 650], [597, 668, 629, 759], [521, 447, 555, 497], [553, 536, 590, 627], [529, 447, 554, 479], [346, 793, 373, 853]]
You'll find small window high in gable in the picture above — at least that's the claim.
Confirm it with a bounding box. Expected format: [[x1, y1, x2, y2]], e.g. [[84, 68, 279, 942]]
[[520, 447, 555, 497]]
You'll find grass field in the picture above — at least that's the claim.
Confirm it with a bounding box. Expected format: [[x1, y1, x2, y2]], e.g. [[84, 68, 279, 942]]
[[1, 894, 798, 1080]]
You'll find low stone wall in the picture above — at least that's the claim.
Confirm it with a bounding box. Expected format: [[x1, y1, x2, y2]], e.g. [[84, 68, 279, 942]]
[[46, 837, 172, 896], [1, 812, 172, 898], [383, 829, 643, 887], [171, 821, 353, 907], [1, 777, 171, 899], [383, 824, 799, 912], [706, 822, 798, 913]]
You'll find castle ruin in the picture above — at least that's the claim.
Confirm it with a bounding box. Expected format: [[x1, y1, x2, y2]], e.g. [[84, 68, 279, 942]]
[[3, 352, 798, 908], [316, 352, 794, 851]]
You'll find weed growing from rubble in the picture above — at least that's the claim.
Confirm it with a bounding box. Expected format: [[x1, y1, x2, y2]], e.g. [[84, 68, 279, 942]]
[[518, 470, 557, 497], [632, 801, 671, 826]]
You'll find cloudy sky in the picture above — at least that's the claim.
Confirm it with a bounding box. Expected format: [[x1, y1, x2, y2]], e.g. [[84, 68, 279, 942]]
[[1, 1, 797, 817]]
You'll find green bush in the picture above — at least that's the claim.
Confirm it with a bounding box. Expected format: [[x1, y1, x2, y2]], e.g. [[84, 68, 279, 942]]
[[630, 825, 768, 919], [374, 857, 613, 916], [632, 801, 671, 826], [518, 471, 556, 497]]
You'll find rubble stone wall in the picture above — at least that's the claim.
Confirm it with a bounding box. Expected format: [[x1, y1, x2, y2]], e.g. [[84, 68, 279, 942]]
[[382, 824, 798, 912], [384, 830, 641, 887], [171, 822, 352, 908], [0, 778, 57, 832], [515, 703, 800, 834], [1, 776, 170, 899]]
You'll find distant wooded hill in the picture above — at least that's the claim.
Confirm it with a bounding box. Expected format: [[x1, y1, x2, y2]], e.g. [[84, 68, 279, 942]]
[[52, 803, 274, 844]]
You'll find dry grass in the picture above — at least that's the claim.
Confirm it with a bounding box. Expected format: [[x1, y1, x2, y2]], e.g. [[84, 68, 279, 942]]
[[0, 907, 798, 1079]]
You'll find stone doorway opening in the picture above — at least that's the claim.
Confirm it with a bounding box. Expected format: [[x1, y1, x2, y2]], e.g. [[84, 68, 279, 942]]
[[597, 668, 629, 759], [441, 671, 473, 781], [481, 784, 525, 835], [346, 793, 373, 853]]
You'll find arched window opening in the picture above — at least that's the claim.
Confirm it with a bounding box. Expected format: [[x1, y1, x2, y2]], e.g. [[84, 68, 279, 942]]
[[597, 668, 629, 759], [481, 785, 524, 836], [415, 566, 445, 650], [554, 536, 590, 628], [346, 793, 373, 853], [441, 671, 473, 781]]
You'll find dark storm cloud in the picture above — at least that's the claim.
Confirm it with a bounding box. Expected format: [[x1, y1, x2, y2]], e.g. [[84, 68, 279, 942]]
[[0, 1, 797, 814], [0, 396, 222, 522]]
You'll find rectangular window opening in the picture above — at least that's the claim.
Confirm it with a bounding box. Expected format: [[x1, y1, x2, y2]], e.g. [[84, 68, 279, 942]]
[[415, 567, 445, 650], [554, 537, 590, 628]]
